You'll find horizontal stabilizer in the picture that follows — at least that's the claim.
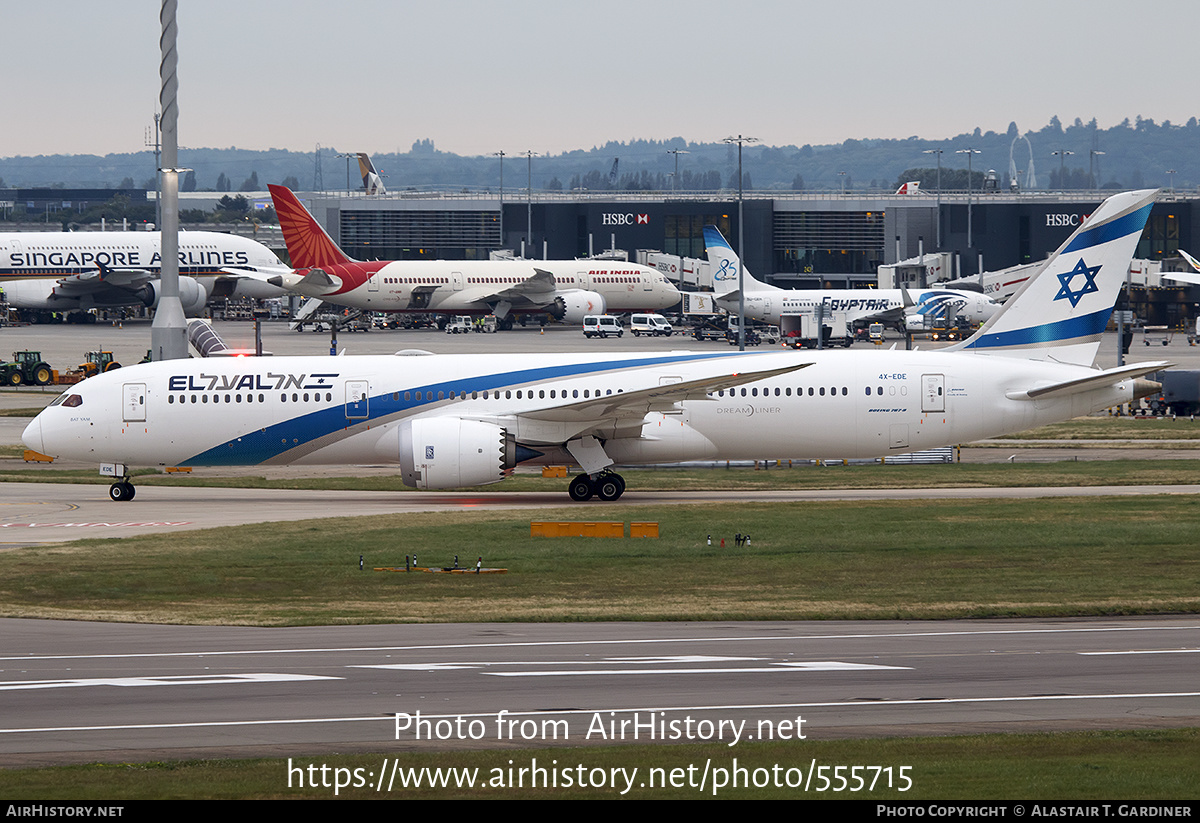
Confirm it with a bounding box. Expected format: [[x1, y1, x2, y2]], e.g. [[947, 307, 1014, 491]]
[[1006, 361, 1170, 401], [220, 265, 294, 281]]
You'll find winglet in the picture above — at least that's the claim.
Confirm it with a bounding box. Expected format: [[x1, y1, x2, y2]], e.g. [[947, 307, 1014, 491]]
[[268, 185, 355, 269]]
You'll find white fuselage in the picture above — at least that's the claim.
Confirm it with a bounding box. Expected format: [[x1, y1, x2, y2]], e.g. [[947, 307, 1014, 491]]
[[24, 350, 1133, 475], [721, 288, 999, 328], [281, 260, 679, 315], [0, 231, 286, 312]]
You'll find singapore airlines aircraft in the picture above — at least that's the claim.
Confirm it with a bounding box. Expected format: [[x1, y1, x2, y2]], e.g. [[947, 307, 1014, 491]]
[[24, 190, 1164, 503], [357, 153, 386, 195], [266, 185, 679, 328], [0, 230, 288, 322], [704, 225, 1000, 333]]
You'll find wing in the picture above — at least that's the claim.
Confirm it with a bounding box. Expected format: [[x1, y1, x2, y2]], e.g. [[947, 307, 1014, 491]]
[[512, 361, 812, 445], [480, 268, 558, 305], [50, 264, 153, 296]]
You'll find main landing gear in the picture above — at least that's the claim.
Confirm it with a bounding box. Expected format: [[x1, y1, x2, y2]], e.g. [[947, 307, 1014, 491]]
[[109, 480, 136, 501], [567, 471, 625, 502]]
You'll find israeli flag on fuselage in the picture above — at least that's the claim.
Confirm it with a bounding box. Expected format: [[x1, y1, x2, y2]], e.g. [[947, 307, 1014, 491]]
[[951, 189, 1156, 366]]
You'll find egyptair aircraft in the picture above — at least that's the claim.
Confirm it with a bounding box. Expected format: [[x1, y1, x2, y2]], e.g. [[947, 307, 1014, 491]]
[[0, 230, 288, 322], [704, 225, 1000, 336], [266, 185, 679, 329], [24, 190, 1165, 503]]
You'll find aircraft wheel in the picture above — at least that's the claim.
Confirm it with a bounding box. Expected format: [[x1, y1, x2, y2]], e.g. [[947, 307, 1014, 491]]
[[109, 482, 135, 502], [568, 474, 594, 502], [595, 473, 624, 501]]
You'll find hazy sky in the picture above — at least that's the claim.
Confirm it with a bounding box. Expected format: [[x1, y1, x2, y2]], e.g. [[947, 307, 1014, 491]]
[[7, 0, 1196, 158]]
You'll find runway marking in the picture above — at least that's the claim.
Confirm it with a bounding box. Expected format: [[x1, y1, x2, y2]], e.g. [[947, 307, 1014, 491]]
[[0, 673, 339, 691], [1080, 648, 1200, 655], [0, 522, 192, 529], [486, 661, 911, 676], [355, 656, 768, 671], [4, 624, 1197, 662], [3, 692, 1198, 736]]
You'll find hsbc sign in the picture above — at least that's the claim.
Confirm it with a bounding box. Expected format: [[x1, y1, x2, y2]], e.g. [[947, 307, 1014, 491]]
[[1046, 213, 1087, 227], [601, 213, 650, 226]]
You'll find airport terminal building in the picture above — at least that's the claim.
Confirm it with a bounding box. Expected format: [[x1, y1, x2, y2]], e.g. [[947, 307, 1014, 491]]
[[295, 189, 1196, 290]]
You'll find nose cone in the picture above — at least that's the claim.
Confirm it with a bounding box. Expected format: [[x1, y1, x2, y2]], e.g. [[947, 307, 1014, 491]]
[[21, 415, 44, 454]]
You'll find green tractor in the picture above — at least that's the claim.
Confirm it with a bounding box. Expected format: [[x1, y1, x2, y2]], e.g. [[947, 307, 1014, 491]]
[[2, 351, 53, 386]]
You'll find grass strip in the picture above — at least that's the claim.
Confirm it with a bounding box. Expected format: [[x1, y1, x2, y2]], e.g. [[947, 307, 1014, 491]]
[[1, 496, 1197, 625], [2, 458, 1200, 493], [1, 729, 1196, 799]]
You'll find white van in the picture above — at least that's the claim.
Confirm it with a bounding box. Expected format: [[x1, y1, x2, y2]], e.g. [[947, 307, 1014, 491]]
[[629, 313, 673, 337], [583, 315, 623, 338]]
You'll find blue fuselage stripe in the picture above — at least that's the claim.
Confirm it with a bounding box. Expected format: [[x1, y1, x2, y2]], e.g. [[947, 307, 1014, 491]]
[[182, 351, 748, 465], [962, 307, 1111, 350], [1062, 204, 1152, 253]]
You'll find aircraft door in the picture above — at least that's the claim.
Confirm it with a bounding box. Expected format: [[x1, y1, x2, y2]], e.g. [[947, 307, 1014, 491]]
[[577, 270, 590, 290], [451, 271, 464, 291], [922, 374, 945, 413], [367, 272, 379, 292], [345, 380, 369, 419], [123, 383, 147, 422]]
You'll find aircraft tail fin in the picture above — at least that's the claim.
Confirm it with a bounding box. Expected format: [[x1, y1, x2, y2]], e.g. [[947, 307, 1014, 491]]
[[268, 185, 355, 269], [702, 224, 775, 295], [949, 189, 1156, 366], [357, 153, 386, 195]]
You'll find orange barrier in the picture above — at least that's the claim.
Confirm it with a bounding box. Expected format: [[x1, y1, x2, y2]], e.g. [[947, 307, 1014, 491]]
[[530, 522, 660, 538], [530, 521, 625, 538], [630, 522, 659, 538]]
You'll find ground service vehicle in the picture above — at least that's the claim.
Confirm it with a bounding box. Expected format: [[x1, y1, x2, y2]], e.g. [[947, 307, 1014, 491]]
[[583, 315, 623, 338], [630, 314, 673, 336], [79, 351, 121, 378], [2, 351, 53, 386]]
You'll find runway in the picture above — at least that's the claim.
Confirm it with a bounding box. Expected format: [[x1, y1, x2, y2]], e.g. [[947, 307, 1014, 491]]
[[4, 480, 1200, 546], [1, 616, 1196, 765]]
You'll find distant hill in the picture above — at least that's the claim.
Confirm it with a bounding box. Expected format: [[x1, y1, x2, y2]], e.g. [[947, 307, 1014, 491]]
[[1, 117, 1196, 193]]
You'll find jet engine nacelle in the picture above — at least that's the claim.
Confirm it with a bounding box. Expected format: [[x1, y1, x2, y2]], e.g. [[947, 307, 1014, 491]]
[[136, 276, 209, 317], [553, 290, 607, 324], [399, 418, 516, 489]]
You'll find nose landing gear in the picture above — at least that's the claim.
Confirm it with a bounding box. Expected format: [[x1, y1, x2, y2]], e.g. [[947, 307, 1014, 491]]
[[109, 480, 136, 501]]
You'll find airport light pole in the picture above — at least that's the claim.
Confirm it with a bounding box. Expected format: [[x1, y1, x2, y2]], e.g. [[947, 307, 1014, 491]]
[[1090, 150, 1105, 191], [667, 149, 689, 194], [150, 0, 188, 362], [494, 150, 505, 249], [337, 152, 356, 194], [1051, 150, 1074, 190], [525, 151, 537, 258], [923, 148, 943, 248], [1168, 169, 1177, 193], [956, 148, 981, 254], [724, 134, 757, 351]]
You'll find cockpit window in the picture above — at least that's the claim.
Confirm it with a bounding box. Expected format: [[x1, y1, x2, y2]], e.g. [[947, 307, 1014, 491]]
[[48, 393, 83, 408]]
